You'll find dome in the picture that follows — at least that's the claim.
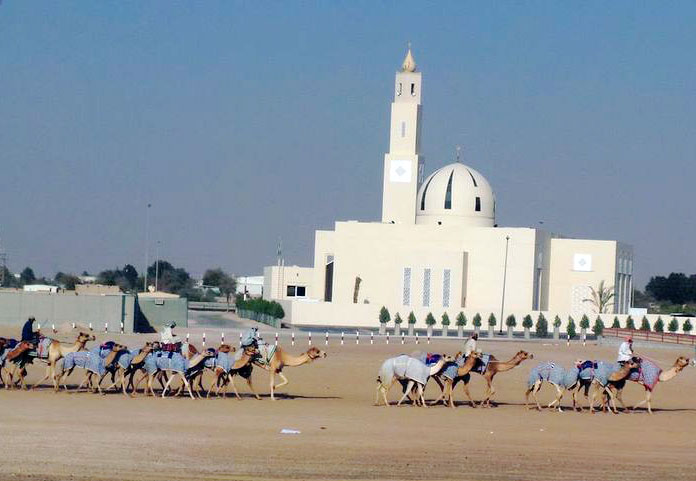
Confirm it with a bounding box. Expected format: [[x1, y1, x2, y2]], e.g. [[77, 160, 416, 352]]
[[416, 163, 496, 227]]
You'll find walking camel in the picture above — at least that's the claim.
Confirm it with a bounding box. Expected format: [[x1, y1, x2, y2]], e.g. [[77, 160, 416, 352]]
[[375, 354, 452, 407], [588, 359, 640, 413], [602, 356, 690, 414], [60, 343, 129, 394], [468, 350, 534, 407], [262, 346, 327, 401], [200, 345, 261, 399], [430, 352, 481, 408], [32, 331, 96, 391]]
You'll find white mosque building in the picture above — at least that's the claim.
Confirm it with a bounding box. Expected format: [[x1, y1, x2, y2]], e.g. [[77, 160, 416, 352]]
[[263, 48, 634, 331]]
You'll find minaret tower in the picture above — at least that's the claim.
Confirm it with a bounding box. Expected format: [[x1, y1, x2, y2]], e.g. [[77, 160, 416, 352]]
[[381, 45, 424, 224]]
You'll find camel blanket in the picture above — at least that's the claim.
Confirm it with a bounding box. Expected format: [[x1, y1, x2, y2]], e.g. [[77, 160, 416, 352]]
[[528, 362, 580, 389], [384, 355, 430, 386], [117, 349, 140, 370], [441, 355, 467, 381], [256, 344, 276, 365], [471, 354, 492, 375], [36, 337, 52, 359], [204, 352, 231, 372], [579, 361, 619, 387], [63, 347, 107, 376], [145, 351, 188, 375], [629, 358, 662, 391]]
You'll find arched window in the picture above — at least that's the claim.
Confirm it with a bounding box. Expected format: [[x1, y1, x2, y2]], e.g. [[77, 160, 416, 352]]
[[466, 169, 478, 187], [444, 170, 454, 209], [420, 175, 435, 210]]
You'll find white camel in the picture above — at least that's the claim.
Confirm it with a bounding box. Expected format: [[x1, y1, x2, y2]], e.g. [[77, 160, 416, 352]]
[[375, 354, 451, 407]]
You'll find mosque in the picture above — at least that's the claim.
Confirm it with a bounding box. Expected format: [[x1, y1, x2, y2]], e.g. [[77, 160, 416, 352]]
[[263, 48, 634, 330]]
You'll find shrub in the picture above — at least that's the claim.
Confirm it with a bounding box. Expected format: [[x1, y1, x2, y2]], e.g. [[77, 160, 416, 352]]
[[441, 312, 450, 326], [456, 312, 467, 326], [379, 306, 390, 325], [408, 311, 417, 325], [592, 316, 604, 337], [553, 315, 562, 328], [522, 315, 533, 329], [684, 319, 693, 334], [236, 297, 285, 319], [487, 313, 497, 326], [653, 317, 664, 333], [567, 316, 576, 338], [580, 314, 590, 330], [473, 313, 482, 327], [625, 316, 636, 330], [505, 315, 517, 327], [611, 317, 620, 328], [639, 316, 651, 331], [535, 313, 548, 337], [425, 312, 436, 326], [393, 312, 402, 325], [668, 318, 679, 333]]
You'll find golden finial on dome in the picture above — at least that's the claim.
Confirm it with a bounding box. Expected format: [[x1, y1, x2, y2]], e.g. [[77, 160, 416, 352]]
[[401, 42, 416, 72]]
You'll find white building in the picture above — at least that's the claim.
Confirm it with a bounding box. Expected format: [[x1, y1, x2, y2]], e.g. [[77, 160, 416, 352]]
[[263, 48, 634, 330]]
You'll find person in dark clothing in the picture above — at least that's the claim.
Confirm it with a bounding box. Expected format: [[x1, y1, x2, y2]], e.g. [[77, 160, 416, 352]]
[[20, 317, 40, 346]]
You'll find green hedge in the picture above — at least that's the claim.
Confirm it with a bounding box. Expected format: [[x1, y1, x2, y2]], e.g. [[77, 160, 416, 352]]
[[236, 296, 285, 319]]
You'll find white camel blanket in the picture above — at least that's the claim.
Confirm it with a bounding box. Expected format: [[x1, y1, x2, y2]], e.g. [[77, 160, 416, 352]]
[[386, 355, 430, 385]]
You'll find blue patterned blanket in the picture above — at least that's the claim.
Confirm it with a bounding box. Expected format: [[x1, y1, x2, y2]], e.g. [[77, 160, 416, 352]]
[[117, 349, 139, 370], [145, 351, 188, 374], [380, 355, 430, 386], [204, 352, 231, 372], [578, 361, 620, 387], [63, 347, 107, 376], [528, 362, 580, 389], [629, 358, 662, 391]]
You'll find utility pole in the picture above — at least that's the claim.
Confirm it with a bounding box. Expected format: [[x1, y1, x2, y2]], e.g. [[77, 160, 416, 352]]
[[143, 203, 151, 292], [155, 240, 161, 292]]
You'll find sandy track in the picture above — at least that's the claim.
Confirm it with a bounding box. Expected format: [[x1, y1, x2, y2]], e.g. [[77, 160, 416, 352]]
[[1, 330, 694, 481]]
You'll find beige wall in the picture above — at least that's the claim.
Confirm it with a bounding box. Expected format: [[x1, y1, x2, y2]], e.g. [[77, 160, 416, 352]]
[[263, 265, 315, 300]]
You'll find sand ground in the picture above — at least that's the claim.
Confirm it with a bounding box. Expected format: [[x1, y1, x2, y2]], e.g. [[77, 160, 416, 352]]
[[0, 326, 695, 481]]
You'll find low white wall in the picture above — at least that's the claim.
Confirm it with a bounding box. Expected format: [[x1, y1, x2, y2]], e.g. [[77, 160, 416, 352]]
[[280, 300, 695, 335]]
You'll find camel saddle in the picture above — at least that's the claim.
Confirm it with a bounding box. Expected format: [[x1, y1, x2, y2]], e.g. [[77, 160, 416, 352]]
[[6, 341, 34, 362], [470, 353, 492, 374], [161, 342, 182, 353]]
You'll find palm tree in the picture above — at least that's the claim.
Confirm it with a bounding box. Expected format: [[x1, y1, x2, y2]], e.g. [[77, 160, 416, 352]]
[[583, 280, 615, 313]]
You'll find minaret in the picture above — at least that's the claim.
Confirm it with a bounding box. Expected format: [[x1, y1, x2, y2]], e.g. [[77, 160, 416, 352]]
[[381, 45, 424, 224]]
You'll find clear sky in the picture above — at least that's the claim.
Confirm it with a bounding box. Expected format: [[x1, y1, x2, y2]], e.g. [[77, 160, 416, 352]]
[[1, 2, 694, 288]]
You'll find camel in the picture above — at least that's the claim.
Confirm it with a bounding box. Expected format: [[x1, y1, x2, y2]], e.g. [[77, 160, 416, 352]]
[[196, 345, 261, 399], [467, 350, 534, 407], [430, 352, 481, 408], [1, 340, 36, 390], [261, 346, 327, 401], [32, 331, 96, 391], [144, 349, 213, 399], [525, 360, 596, 412], [59, 343, 129, 394], [587, 359, 640, 413], [603, 356, 690, 414], [375, 354, 451, 407]]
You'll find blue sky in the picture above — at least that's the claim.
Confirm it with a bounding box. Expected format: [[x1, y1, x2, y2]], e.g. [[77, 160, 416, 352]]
[[1, 2, 694, 287]]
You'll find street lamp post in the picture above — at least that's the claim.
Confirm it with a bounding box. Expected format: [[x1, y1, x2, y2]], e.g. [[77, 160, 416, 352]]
[[143, 203, 151, 292], [499, 235, 510, 335]]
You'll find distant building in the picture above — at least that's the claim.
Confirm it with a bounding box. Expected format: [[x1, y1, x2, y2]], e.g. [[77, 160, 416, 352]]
[[237, 275, 264, 298], [263, 48, 634, 330], [23, 284, 58, 293]]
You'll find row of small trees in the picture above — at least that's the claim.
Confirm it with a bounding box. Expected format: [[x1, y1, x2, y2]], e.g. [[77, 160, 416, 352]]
[[378, 307, 694, 338]]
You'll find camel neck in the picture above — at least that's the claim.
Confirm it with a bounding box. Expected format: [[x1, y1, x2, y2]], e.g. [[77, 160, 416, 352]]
[[283, 353, 311, 367]]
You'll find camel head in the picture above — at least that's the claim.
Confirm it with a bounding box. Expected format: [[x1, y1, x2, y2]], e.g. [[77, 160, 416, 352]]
[[112, 343, 128, 353], [218, 344, 233, 353], [675, 356, 690, 371], [515, 350, 533, 362], [306, 347, 327, 360], [77, 332, 96, 343]]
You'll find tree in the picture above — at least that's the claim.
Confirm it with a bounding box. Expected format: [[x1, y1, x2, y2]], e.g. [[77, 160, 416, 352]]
[[553, 315, 561, 328], [456, 312, 467, 326], [625, 316, 636, 330], [668, 318, 679, 333], [535, 313, 548, 337], [20, 267, 36, 285], [522, 315, 533, 329], [487, 313, 497, 326], [407, 311, 417, 325], [567, 316, 576, 338], [580, 314, 590, 330], [1, 266, 20, 287], [441, 312, 450, 326], [505, 314, 517, 327], [653, 317, 664, 333], [583, 280, 615, 313], [473, 313, 482, 327], [202, 268, 237, 302], [394, 312, 402, 325], [54, 272, 79, 290], [683, 319, 693, 334], [97, 265, 139, 292], [379, 306, 390, 324], [146, 260, 192, 295], [646, 273, 690, 304], [639, 316, 651, 331], [425, 312, 436, 326], [592, 316, 604, 337], [611, 317, 620, 328]]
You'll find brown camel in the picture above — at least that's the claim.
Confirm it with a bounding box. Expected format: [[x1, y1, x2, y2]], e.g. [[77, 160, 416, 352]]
[[470, 350, 534, 407], [261, 346, 327, 401], [604, 356, 690, 414], [589, 359, 639, 414], [202, 345, 261, 399], [2, 340, 36, 390], [430, 351, 481, 408], [32, 332, 96, 391], [60, 343, 129, 394]]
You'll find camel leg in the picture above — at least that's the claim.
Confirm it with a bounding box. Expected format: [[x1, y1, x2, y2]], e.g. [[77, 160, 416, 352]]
[[270, 371, 276, 401], [132, 372, 148, 396], [481, 377, 496, 407], [181, 373, 195, 400], [397, 380, 415, 406], [32, 365, 53, 390], [206, 372, 217, 398], [274, 372, 289, 389], [75, 372, 90, 392], [161, 372, 175, 398], [632, 390, 653, 414], [229, 375, 243, 400], [459, 380, 476, 408], [614, 388, 628, 411], [417, 384, 427, 407], [429, 376, 446, 406]]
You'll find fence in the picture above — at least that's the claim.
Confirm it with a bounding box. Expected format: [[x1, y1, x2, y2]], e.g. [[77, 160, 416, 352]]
[[604, 327, 696, 346], [236, 309, 281, 329]]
